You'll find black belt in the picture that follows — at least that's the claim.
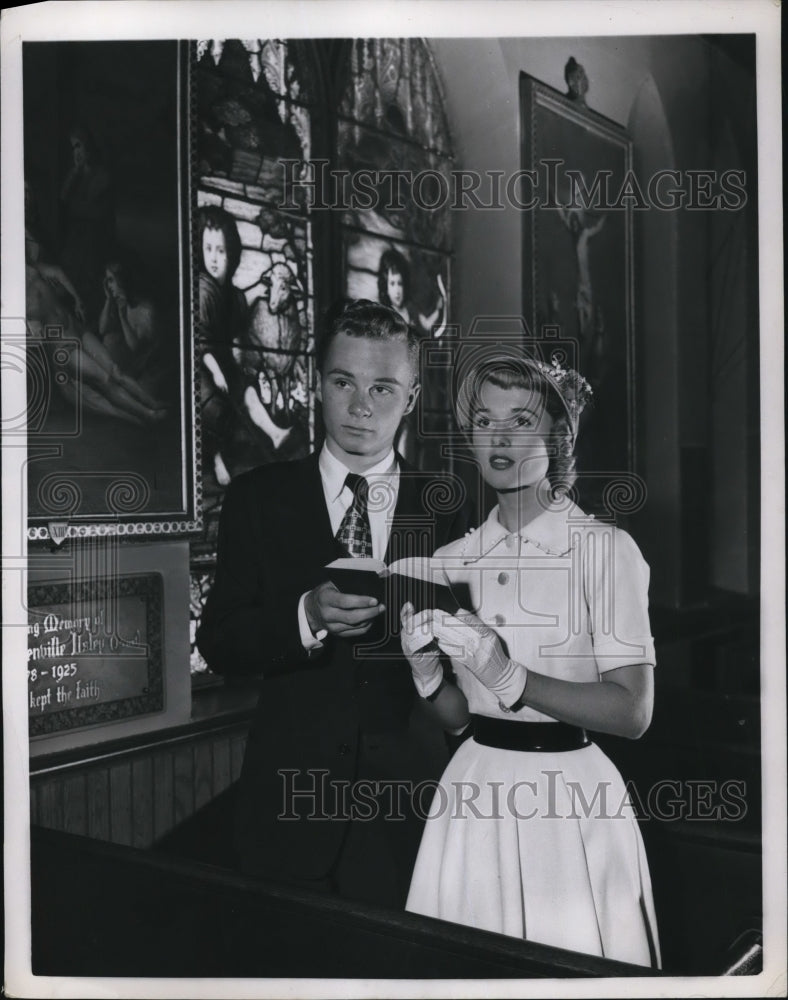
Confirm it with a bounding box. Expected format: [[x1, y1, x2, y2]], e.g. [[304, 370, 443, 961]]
[[471, 715, 590, 752]]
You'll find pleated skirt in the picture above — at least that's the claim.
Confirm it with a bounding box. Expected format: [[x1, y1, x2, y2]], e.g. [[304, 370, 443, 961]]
[[406, 736, 661, 968]]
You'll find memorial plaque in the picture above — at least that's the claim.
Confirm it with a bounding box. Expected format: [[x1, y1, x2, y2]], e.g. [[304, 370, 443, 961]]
[[27, 574, 163, 736]]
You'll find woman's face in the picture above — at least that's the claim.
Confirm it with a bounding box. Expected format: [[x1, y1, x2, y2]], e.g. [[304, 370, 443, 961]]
[[105, 268, 122, 298], [386, 269, 405, 309], [470, 379, 554, 492], [203, 227, 228, 284]]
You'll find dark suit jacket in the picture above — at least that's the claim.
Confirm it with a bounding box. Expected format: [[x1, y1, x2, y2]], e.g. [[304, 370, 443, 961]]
[[197, 451, 472, 881]]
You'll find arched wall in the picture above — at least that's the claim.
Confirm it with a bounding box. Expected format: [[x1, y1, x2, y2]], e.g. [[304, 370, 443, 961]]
[[627, 74, 681, 605], [430, 35, 756, 607]]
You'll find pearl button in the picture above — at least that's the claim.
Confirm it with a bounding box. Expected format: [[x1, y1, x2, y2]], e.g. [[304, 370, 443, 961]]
[[493, 614, 506, 626], [497, 572, 509, 585]]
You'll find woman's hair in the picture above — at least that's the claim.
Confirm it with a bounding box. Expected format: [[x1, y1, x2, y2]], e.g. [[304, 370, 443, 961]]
[[457, 357, 578, 496], [105, 250, 145, 306], [317, 298, 419, 385], [69, 123, 100, 164], [377, 247, 410, 305], [197, 205, 242, 279]]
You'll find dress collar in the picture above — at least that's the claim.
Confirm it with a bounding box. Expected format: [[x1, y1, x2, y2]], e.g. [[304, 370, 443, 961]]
[[319, 444, 398, 503], [475, 503, 579, 558]]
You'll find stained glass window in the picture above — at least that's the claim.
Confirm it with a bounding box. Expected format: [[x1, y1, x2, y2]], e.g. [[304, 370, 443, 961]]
[[192, 38, 318, 565], [190, 39, 319, 673], [337, 39, 455, 470], [189, 38, 456, 674]]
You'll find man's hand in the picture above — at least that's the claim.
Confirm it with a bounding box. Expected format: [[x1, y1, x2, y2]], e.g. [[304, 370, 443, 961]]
[[304, 580, 384, 638]]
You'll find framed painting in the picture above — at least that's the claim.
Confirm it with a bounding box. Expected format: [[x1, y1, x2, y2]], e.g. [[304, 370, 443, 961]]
[[520, 68, 635, 514], [23, 40, 199, 541]]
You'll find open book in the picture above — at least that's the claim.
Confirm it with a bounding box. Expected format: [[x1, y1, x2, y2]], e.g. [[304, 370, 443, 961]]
[[324, 556, 471, 615]]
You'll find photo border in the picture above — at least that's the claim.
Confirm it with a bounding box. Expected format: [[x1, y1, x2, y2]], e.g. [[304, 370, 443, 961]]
[[2, 4, 784, 1000]]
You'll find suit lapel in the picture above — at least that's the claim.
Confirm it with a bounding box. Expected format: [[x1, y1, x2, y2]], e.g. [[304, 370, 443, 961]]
[[293, 452, 347, 566]]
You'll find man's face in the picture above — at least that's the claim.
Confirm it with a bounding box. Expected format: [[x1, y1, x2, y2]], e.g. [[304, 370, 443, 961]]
[[318, 330, 419, 472]]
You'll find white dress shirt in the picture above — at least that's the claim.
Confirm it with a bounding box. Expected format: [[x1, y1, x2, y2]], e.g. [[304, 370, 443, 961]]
[[297, 444, 400, 650]]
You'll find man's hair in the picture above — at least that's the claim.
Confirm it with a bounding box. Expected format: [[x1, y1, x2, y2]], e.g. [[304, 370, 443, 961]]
[[197, 205, 242, 278], [457, 358, 578, 495], [317, 298, 420, 384]]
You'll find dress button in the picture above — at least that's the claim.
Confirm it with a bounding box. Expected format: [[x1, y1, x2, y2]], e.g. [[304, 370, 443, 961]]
[[494, 614, 506, 626], [497, 572, 509, 585], [338, 743, 351, 755]]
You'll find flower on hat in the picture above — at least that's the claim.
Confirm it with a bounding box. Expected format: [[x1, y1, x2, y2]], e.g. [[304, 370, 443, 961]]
[[528, 355, 593, 427]]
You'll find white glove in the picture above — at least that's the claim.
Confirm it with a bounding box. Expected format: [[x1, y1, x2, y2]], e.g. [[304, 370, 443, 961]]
[[432, 611, 528, 710], [400, 602, 444, 699]]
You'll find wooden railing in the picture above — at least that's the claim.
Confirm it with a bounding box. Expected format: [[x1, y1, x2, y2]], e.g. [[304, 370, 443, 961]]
[[28, 599, 762, 977], [31, 826, 658, 980]]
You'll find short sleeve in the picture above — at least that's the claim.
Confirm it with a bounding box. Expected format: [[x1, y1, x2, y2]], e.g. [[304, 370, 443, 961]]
[[583, 526, 656, 672]]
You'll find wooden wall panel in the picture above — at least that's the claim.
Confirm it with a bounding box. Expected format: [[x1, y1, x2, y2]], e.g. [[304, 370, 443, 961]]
[[172, 744, 195, 828], [212, 736, 231, 797], [152, 751, 175, 842], [109, 762, 133, 846], [230, 733, 246, 783], [193, 741, 214, 812], [30, 722, 250, 850], [37, 779, 63, 831], [62, 773, 87, 837], [87, 769, 110, 841], [131, 757, 154, 848]]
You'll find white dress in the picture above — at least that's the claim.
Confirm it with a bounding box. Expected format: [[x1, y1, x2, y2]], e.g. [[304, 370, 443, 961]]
[[406, 503, 661, 968]]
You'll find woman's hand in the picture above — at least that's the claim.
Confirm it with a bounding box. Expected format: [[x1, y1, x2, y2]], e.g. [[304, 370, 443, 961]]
[[432, 610, 528, 710], [400, 602, 443, 699]]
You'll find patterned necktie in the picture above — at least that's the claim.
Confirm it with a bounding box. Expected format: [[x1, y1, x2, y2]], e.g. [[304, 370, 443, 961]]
[[335, 473, 373, 558]]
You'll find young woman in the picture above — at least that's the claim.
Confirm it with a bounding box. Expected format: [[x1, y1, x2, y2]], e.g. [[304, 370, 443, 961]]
[[99, 254, 157, 379], [400, 349, 660, 968]]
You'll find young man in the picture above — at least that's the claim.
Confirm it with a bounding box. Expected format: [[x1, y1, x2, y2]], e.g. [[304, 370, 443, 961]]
[[197, 299, 472, 907]]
